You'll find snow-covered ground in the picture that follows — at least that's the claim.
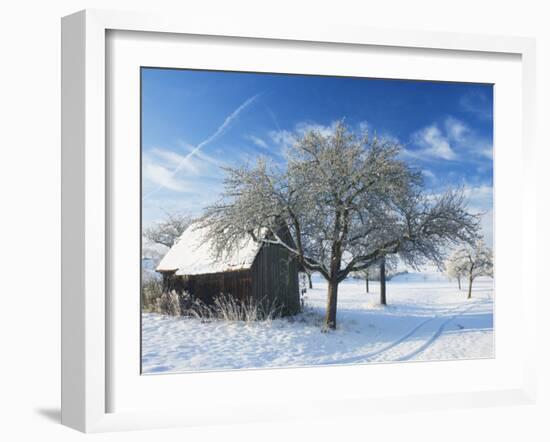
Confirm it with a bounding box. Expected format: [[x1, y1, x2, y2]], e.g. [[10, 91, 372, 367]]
[[141, 272, 494, 374]]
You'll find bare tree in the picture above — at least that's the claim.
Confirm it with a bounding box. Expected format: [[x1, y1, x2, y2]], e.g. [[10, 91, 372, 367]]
[[379, 256, 387, 305], [143, 212, 193, 249], [353, 254, 397, 302], [201, 121, 480, 329], [446, 240, 493, 298], [377, 254, 401, 304], [445, 248, 466, 289], [355, 266, 375, 293], [305, 270, 313, 289]]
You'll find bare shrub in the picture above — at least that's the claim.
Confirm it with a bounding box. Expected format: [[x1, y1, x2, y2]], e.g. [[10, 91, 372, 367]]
[[185, 297, 215, 321], [156, 290, 181, 316], [146, 288, 289, 322], [147, 289, 196, 317], [141, 275, 163, 312]]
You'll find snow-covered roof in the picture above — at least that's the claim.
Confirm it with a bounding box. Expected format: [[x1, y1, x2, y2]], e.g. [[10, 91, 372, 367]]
[[156, 222, 263, 276]]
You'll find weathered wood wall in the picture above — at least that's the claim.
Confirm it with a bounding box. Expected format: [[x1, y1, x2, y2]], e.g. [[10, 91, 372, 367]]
[[162, 270, 252, 305], [251, 242, 300, 315]]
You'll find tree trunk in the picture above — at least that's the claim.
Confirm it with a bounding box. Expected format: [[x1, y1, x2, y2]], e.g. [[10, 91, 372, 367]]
[[457, 276, 461, 290], [307, 272, 313, 289], [366, 275, 369, 293], [325, 278, 339, 329], [380, 258, 387, 305], [467, 275, 473, 299]]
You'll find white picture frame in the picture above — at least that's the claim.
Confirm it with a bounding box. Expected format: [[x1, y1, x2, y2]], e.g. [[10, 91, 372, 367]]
[[61, 9, 537, 433]]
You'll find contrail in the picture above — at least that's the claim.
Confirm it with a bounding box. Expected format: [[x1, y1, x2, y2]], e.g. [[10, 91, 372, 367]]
[[144, 94, 260, 200], [265, 105, 282, 132]]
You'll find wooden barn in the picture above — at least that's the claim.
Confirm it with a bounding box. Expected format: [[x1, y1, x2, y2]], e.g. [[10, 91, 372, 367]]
[[156, 222, 301, 316]]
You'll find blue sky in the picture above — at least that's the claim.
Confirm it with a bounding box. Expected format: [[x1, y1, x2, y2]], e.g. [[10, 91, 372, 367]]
[[141, 68, 493, 245]]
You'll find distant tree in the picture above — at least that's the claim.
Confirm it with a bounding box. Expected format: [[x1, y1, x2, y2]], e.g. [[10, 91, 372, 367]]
[[299, 273, 308, 308], [144, 212, 193, 248], [445, 240, 493, 298], [305, 270, 313, 289], [201, 121, 480, 329], [445, 248, 467, 289], [358, 266, 379, 294], [354, 254, 398, 304], [141, 247, 162, 262], [355, 266, 375, 293], [141, 247, 163, 275]]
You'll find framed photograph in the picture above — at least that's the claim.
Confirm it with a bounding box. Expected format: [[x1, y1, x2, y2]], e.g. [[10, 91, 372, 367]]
[[61, 9, 537, 432]]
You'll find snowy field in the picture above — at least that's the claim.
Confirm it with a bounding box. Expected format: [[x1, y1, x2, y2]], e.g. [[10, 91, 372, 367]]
[[141, 273, 494, 374]]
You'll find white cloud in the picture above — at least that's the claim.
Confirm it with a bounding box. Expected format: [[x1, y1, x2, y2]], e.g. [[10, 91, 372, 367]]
[[480, 208, 494, 248], [445, 117, 469, 142], [429, 183, 493, 247], [356, 121, 399, 144], [422, 169, 436, 180], [463, 184, 494, 247], [268, 121, 338, 154], [142, 186, 223, 226], [142, 142, 229, 199], [412, 125, 457, 160], [268, 120, 400, 158], [459, 91, 492, 120], [150, 148, 185, 165], [143, 162, 186, 192], [462, 183, 493, 210], [269, 129, 297, 150], [445, 117, 493, 159], [358, 120, 370, 134], [379, 133, 401, 144], [146, 146, 226, 179], [142, 153, 225, 199], [178, 141, 227, 168], [150, 148, 200, 175], [295, 121, 339, 137], [246, 135, 269, 150], [477, 143, 493, 160], [409, 117, 492, 163]]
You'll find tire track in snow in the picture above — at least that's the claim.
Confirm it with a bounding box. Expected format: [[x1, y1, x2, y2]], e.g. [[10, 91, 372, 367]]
[[323, 304, 463, 365], [394, 301, 481, 361], [323, 299, 487, 365]]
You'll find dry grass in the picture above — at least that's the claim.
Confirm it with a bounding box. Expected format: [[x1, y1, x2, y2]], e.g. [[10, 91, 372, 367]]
[[141, 275, 163, 313], [156, 291, 181, 316], [142, 276, 287, 321], [183, 293, 284, 322]]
